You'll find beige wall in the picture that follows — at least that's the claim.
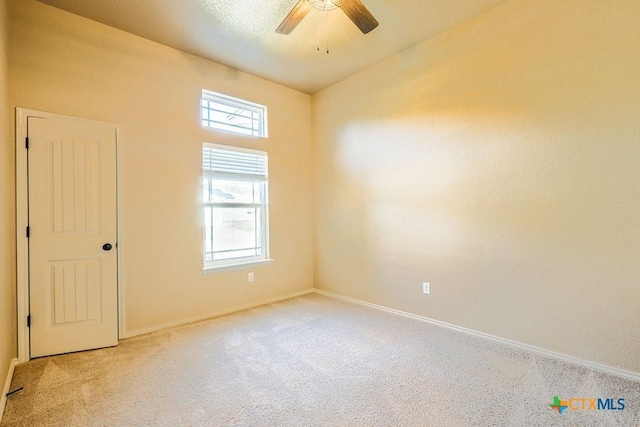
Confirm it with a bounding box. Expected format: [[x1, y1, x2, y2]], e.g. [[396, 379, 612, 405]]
[[8, 0, 313, 335], [0, 0, 16, 374], [313, 0, 640, 373]]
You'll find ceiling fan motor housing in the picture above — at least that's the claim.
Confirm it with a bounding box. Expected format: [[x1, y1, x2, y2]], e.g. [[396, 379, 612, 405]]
[[308, 0, 346, 11], [277, 0, 378, 35]]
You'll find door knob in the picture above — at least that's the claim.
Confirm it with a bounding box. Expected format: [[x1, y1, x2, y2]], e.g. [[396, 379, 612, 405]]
[[103, 243, 113, 251]]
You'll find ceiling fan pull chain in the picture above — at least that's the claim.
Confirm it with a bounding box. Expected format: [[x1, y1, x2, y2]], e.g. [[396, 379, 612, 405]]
[[325, 10, 331, 54], [316, 11, 320, 51]]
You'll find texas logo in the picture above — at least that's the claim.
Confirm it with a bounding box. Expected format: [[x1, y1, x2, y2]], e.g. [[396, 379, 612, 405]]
[[549, 396, 569, 414]]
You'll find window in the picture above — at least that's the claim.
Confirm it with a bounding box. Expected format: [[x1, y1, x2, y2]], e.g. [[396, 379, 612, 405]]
[[202, 143, 269, 269], [201, 90, 268, 138]]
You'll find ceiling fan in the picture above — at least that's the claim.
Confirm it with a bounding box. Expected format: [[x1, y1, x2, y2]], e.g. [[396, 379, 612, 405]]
[[276, 0, 379, 35]]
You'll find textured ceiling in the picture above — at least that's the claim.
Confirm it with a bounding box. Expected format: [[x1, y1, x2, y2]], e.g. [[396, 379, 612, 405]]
[[36, 0, 510, 94]]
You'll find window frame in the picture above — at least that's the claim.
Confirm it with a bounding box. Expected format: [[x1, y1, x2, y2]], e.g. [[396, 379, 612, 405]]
[[201, 90, 268, 138], [202, 143, 270, 271]]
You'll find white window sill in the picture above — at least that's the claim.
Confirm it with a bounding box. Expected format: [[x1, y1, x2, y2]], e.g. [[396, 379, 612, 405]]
[[202, 259, 273, 274]]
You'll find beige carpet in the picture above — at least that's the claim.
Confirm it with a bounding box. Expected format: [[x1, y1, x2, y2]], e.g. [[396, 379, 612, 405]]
[[2, 293, 639, 426]]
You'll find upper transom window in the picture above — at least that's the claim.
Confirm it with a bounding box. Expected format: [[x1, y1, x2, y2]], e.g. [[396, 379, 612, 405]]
[[201, 90, 268, 138]]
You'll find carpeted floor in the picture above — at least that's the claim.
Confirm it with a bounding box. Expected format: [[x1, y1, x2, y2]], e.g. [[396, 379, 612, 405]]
[[2, 293, 639, 426]]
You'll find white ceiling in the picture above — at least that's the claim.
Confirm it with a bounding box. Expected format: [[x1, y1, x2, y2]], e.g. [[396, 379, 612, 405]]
[[36, 0, 510, 94]]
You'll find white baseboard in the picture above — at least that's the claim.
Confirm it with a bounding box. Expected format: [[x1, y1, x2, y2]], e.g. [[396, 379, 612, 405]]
[[123, 288, 315, 339], [0, 358, 19, 424], [314, 289, 640, 382]]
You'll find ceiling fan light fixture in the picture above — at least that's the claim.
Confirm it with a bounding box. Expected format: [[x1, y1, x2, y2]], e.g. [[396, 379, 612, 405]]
[[308, 0, 345, 12]]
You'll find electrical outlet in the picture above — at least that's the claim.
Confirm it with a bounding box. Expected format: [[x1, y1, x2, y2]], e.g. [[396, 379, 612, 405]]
[[423, 282, 430, 294], [248, 272, 254, 283]]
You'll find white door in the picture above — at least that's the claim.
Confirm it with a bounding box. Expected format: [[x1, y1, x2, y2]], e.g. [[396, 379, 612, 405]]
[[28, 115, 118, 358]]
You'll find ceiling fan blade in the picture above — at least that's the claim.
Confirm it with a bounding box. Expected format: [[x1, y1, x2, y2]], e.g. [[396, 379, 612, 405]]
[[276, 0, 313, 34], [340, 0, 379, 34]]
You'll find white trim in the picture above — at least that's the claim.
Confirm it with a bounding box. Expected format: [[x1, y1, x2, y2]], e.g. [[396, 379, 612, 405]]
[[202, 258, 273, 274], [15, 109, 30, 363], [203, 141, 267, 157], [0, 358, 19, 423], [116, 127, 126, 340], [314, 289, 640, 382], [202, 90, 266, 114], [123, 288, 314, 339], [15, 108, 123, 362]]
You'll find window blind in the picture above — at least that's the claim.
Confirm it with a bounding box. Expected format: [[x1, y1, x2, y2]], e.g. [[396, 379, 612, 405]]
[[203, 145, 268, 181]]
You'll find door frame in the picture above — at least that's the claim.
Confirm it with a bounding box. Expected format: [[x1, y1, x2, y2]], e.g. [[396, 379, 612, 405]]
[[15, 108, 125, 362]]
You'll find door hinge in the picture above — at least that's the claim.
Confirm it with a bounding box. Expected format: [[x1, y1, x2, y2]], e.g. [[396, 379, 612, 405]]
[[27, 315, 30, 328], [26, 226, 30, 238], [25, 137, 29, 149]]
